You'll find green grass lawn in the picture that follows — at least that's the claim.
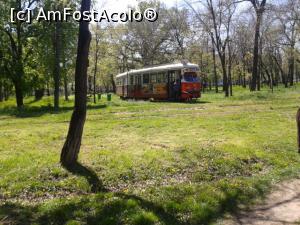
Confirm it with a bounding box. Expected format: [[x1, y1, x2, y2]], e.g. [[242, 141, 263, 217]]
[[0, 86, 300, 225]]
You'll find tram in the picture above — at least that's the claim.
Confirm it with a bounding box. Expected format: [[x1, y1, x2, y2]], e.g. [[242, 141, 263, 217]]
[[115, 61, 202, 101]]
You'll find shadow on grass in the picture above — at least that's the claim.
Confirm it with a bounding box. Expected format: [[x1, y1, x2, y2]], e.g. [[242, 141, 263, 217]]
[[0, 162, 270, 225], [0, 104, 107, 118], [62, 162, 108, 193], [0, 194, 183, 225], [0, 162, 183, 225]]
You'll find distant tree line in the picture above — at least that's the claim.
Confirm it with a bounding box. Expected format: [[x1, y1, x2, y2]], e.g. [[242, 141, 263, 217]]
[[1, 0, 300, 108]]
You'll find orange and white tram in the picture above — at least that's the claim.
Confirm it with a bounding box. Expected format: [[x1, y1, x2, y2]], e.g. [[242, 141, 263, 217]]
[[115, 62, 202, 101]]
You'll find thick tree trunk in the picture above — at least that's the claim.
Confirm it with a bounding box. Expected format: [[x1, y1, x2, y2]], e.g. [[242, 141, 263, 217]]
[[282, 72, 288, 88], [61, 0, 92, 167], [46, 82, 50, 96], [53, 21, 61, 110], [297, 108, 300, 153], [35, 89, 44, 101], [251, 12, 262, 91], [221, 56, 229, 97], [14, 71, 24, 108]]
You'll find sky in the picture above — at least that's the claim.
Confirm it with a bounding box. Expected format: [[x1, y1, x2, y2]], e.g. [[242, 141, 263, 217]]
[[95, 0, 183, 12], [94, 0, 257, 18]]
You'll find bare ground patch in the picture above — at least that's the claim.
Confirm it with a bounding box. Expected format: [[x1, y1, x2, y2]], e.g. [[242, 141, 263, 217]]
[[223, 178, 300, 225]]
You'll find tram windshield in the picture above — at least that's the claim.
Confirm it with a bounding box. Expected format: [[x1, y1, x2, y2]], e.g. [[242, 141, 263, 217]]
[[183, 72, 200, 82]]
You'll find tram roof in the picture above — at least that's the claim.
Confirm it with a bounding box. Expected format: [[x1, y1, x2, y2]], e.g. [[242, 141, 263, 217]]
[[116, 62, 199, 78]]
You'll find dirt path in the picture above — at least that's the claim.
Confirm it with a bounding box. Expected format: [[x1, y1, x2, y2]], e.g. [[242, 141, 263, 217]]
[[223, 179, 300, 225]]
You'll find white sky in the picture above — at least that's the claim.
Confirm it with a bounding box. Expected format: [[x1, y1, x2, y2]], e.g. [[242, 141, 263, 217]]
[[95, 0, 183, 12]]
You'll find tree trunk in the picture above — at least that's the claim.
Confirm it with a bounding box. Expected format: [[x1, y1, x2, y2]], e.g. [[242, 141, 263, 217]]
[[111, 74, 116, 93], [289, 48, 295, 86], [93, 75, 96, 104], [4, 82, 9, 101], [221, 56, 229, 97], [228, 43, 233, 97], [64, 77, 69, 101], [53, 21, 62, 110], [14, 75, 23, 108], [297, 108, 300, 153], [46, 82, 50, 96], [0, 80, 3, 102], [228, 62, 233, 97], [243, 62, 246, 88], [93, 45, 99, 104], [13, 52, 25, 107], [212, 42, 218, 93], [61, 0, 92, 167], [35, 89, 44, 101], [251, 11, 262, 91], [257, 37, 263, 91], [270, 70, 274, 93], [282, 72, 288, 88]]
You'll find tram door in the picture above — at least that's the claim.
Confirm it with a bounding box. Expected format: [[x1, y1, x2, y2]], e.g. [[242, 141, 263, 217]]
[[167, 70, 177, 99]]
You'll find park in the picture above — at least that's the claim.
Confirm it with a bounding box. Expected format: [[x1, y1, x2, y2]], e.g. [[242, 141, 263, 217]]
[[1, 87, 300, 224], [1, 0, 300, 224]]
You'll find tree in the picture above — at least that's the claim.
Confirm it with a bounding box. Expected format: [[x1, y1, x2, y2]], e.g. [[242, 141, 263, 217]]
[[53, 19, 62, 110], [211, 38, 218, 93], [185, 0, 237, 97], [245, 0, 267, 91], [123, 1, 172, 66], [92, 24, 101, 103], [0, 0, 38, 107], [167, 5, 190, 60], [234, 19, 253, 88], [274, 0, 300, 86], [60, 0, 92, 167]]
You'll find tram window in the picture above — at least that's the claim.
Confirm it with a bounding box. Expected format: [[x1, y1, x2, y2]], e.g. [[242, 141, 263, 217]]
[[162, 73, 167, 83], [151, 74, 157, 83], [163, 73, 168, 83], [184, 72, 199, 82], [135, 75, 141, 85], [157, 73, 165, 83], [176, 71, 183, 80], [169, 71, 176, 82], [143, 74, 149, 84], [156, 73, 162, 83], [130, 75, 134, 85]]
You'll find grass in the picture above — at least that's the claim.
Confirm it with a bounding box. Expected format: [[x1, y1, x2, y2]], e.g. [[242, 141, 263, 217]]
[[0, 85, 300, 225]]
